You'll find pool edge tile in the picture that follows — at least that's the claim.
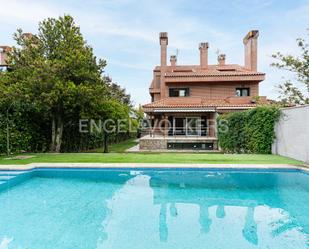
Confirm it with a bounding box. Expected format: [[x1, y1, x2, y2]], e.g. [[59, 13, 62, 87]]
[[0, 163, 308, 173]]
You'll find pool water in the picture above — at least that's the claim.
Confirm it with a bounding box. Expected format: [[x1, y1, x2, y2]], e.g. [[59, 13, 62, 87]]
[[0, 169, 308, 249]]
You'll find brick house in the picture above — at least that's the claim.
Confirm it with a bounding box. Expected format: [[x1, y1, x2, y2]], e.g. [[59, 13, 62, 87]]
[[141, 30, 267, 150], [0, 46, 11, 72]]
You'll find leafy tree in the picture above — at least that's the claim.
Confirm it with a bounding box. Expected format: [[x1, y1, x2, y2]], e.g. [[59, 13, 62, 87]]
[[271, 30, 309, 105], [100, 101, 130, 153], [1, 15, 133, 153], [104, 76, 132, 106]]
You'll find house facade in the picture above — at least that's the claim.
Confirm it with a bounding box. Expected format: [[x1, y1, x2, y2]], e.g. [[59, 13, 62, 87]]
[[141, 30, 267, 151], [0, 46, 11, 72]]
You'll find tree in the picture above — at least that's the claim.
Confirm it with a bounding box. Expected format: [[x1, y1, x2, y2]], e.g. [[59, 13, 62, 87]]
[[5, 15, 108, 152], [104, 76, 132, 106], [271, 30, 309, 105], [132, 104, 144, 138], [101, 101, 130, 153], [1, 15, 134, 154]]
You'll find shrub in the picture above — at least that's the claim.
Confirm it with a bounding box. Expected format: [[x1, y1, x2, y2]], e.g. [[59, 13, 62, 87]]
[[218, 106, 281, 154], [218, 111, 247, 153]]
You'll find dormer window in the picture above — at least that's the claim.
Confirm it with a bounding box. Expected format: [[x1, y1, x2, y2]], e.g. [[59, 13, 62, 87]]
[[169, 88, 189, 97], [236, 88, 250, 97]]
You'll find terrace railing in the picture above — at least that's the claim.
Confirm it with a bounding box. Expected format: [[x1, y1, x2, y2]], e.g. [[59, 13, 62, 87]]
[[141, 127, 209, 138]]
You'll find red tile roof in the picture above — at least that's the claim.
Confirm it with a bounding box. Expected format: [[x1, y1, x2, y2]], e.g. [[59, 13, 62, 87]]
[[151, 64, 265, 84], [156, 64, 263, 74], [165, 71, 264, 77], [0, 46, 12, 52], [143, 96, 268, 111]]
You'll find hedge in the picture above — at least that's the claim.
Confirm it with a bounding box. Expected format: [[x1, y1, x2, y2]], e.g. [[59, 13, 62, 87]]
[[218, 106, 281, 154]]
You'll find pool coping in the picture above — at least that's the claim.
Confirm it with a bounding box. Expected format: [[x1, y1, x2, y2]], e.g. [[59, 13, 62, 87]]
[[0, 163, 308, 172]]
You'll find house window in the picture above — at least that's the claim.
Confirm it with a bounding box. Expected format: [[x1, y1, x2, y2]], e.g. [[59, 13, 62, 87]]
[[169, 88, 189, 97], [236, 88, 250, 97], [167, 142, 213, 150]]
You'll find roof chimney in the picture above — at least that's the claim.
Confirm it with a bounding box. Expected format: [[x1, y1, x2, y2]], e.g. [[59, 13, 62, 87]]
[[218, 54, 226, 66], [170, 55, 177, 67], [243, 30, 259, 71], [159, 32, 168, 67], [199, 42, 209, 68]]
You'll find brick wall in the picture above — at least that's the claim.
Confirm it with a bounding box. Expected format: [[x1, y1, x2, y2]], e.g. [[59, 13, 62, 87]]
[[166, 82, 259, 99]]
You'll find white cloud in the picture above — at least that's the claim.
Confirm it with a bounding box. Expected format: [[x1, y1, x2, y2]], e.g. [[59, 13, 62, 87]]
[[0, 0, 58, 22]]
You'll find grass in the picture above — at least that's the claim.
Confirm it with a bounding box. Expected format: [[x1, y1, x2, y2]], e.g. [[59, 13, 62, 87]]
[[0, 152, 302, 165], [90, 138, 138, 153], [0, 138, 303, 165]]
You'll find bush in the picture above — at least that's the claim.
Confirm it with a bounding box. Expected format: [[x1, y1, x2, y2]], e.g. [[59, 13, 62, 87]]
[[218, 106, 281, 154], [0, 104, 51, 154]]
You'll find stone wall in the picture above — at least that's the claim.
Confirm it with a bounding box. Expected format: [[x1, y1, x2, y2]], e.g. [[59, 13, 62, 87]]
[[272, 105, 309, 163], [139, 135, 218, 151], [139, 137, 167, 150], [165, 82, 259, 99]]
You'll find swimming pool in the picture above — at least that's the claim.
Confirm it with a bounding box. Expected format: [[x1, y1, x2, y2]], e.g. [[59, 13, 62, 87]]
[[0, 168, 308, 249]]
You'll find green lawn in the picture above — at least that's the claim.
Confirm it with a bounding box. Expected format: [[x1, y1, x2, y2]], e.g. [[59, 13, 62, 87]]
[[0, 138, 303, 165], [90, 138, 138, 153], [0, 152, 302, 165]]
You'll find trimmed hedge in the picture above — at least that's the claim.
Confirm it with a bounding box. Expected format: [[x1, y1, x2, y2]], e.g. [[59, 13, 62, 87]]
[[218, 106, 281, 154]]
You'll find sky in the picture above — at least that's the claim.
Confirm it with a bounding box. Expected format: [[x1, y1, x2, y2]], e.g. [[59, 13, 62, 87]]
[[0, 0, 308, 106]]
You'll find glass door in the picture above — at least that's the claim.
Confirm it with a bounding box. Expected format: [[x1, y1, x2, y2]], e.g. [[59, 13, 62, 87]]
[[173, 118, 186, 135], [186, 117, 201, 136]]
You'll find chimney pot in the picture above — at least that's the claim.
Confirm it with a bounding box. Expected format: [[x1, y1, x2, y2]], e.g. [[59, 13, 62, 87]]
[[218, 54, 226, 65], [243, 30, 259, 44], [170, 55, 177, 67], [199, 42, 209, 50], [199, 42, 209, 68], [159, 32, 168, 42]]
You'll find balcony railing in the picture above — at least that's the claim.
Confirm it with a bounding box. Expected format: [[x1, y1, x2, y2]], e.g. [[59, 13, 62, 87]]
[[141, 127, 213, 138]]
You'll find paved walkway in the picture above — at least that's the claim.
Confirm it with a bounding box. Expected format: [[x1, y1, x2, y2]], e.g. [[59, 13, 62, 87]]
[[0, 163, 308, 172], [126, 144, 140, 152]]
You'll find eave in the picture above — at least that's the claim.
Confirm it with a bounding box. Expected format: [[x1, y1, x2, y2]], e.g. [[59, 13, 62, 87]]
[[164, 74, 265, 83]]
